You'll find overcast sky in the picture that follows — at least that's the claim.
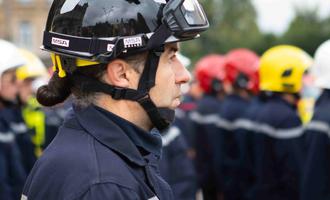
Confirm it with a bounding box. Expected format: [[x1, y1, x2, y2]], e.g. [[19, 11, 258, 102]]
[[251, 0, 330, 35]]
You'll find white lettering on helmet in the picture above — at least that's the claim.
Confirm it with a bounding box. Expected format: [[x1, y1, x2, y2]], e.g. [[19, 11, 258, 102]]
[[51, 37, 70, 47], [107, 44, 115, 52], [123, 37, 142, 48]]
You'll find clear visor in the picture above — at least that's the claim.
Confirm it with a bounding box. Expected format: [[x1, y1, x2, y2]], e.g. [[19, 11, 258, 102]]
[[181, 0, 207, 25]]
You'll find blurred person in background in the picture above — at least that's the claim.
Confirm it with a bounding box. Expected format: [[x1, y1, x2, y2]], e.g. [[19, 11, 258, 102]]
[[296, 69, 320, 125], [213, 48, 259, 200], [16, 49, 49, 157], [159, 53, 198, 200], [301, 39, 330, 200], [189, 54, 226, 200], [159, 120, 198, 200], [248, 45, 312, 200], [0, 39, 27, 200], [21, 0, 209, 199], [232, 61, 264, 200]]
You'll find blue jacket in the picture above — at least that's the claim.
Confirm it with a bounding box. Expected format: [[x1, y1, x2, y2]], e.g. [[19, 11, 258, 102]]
[[301, 89, 330, 200], [0, 107, 26, 200], [22, 105, 173, 200], [189, 94, 221, 193], [2, 106, 36, 174], [249, 95, 304, 200], [233, 96, 264, 200], [159, 122, 197, 200], [213, 94, 251, 200]]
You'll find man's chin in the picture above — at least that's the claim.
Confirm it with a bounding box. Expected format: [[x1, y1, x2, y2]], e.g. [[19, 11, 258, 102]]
[[171, 98, 181, 109]]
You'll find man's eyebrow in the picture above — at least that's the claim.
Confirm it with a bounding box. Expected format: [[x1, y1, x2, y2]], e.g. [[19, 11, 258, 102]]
[[168, 46, 179, 53]]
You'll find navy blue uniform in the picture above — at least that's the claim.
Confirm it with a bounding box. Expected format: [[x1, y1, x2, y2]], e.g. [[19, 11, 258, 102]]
[[22, 105, 173, 200], [301, 89, 330, 200], [233, 96, 264, 200], [159, 121, 197, 200], [0, 107, 26, 200], [249, 95, 304, 200], [189, 94, 221, 199], [43, 101, 70, 149], [213, 94, 250, 200], [3, 106, 36, 173]]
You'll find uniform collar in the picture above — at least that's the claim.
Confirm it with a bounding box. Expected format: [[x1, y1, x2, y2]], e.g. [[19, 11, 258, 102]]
[[267, 95, 296, 110], [94, 105, 162, 157], [316, 89, 330, 106], [72, 104, 162, 166]]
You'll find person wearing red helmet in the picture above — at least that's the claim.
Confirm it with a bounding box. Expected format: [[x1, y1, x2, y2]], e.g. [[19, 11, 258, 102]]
[[212, 48, 260, 200], [189, 54, 226, 200], [195, 54, 226, 97]]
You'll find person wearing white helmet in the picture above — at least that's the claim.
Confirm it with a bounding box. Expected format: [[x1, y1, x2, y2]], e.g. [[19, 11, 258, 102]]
[[0, 39, 27, 200], [301, 39, 330, 200]]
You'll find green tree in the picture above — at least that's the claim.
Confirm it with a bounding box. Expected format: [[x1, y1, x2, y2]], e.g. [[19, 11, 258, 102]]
[[182, 0, 262, 65], [279, 8, 330, 56]]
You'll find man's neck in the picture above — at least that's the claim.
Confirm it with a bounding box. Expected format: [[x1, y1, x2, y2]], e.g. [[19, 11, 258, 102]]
[[96, 96, 153, 131]]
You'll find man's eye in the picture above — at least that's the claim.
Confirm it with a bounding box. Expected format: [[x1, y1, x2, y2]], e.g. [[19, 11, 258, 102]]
[[170, 55, 177, 61]]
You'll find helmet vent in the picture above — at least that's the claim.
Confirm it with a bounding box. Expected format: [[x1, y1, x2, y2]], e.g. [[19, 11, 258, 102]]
[[282, 68, 293, 77]]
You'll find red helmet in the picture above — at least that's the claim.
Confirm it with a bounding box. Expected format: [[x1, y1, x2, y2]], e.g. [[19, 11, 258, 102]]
[[194, 54, 226, 94], [224, 48, 260, 94]]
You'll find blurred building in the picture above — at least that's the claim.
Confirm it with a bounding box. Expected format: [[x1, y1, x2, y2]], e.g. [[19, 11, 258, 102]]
[[0, 0, 52, 60]]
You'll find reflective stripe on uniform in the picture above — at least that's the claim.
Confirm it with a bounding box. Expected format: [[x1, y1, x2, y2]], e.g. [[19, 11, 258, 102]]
[[234, 119, 256, 131], [305, 120, 330, 136], [214, 117, 234, 131], [190, 111, 304, 139], [10, 122, 28, 134], [189, 111, 219, 125], [162, 126, 181, 146], [258, 123, 304, 139], [175, 109, 185, 119], [0, 132, 15, 143]]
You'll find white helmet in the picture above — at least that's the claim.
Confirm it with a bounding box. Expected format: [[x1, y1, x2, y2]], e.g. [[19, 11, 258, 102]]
[[312, 39, 330, 89], [0, 39, 25, 76], [16, 49, 48, 81]]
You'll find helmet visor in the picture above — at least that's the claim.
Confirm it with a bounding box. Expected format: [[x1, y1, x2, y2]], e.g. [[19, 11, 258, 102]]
[[163, 0, 209, 38], [181, 0, 207, 25]]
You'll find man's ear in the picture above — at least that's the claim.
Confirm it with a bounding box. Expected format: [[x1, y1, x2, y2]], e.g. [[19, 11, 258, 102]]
[[104, 59, 139, 89]]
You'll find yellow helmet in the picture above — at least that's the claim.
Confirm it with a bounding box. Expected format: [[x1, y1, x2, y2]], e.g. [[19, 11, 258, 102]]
[[259, 45, 313, 93], [16, 49, 48, 81]]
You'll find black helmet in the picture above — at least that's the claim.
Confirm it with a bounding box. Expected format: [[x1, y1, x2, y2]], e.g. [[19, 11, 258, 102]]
[[42, 0, 209, 131]]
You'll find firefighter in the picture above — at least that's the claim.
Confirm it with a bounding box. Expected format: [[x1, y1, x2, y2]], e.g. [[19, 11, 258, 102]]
[[21, 0, 209, 199], [0, 39, 26, 200], [189, 54, 226, 200], [16, 48, 49, 158], [213, 48, 259, 200], [249, 45, 312, 200], [301, 39, 330, 200]]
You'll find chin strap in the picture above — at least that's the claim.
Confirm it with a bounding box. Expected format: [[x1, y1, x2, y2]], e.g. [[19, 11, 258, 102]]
[[73, 73, 174, 131]]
